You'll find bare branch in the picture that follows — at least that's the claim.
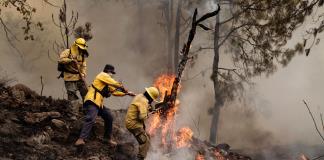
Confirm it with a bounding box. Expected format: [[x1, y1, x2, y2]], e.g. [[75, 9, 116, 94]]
[[218, 23, 249, 48], [303, 100, 324, 143], [190, 46, 214, 55], [43, 0, 60, 8], [0, 18, 24, 60], [217, 1, 260, 25], [312, 154, 324, 160], [182, 67, 212, 82], [51, 14, 61, 27], [47, 50, 56, 63]]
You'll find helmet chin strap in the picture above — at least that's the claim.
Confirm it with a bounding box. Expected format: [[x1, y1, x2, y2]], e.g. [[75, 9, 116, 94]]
[[78, 47, 89, 57], [144, 91, 153, 104]]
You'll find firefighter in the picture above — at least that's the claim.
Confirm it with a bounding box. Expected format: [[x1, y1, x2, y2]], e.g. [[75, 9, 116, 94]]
[[125, 87, 160, 160], [58, 38, 89, 116], [75, 64, 135, 146]]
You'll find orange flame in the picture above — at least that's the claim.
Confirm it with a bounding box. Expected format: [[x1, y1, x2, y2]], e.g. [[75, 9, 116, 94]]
[[214, 150, 226, 160], [300, 154, 310, 160], [148, 74, 192, 149], [176, 127, 193, 148], [195, 153, 205, 160], [147, 114, 160, 136], [154, 74, 176, 99]]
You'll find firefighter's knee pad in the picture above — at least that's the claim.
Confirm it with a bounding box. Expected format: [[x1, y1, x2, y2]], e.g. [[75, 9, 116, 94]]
[[135, 132, 148, 145]]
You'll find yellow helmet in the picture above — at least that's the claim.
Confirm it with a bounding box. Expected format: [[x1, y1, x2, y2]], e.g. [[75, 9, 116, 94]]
[[74, 38, 87, 50], [145, 87, 160, 102]]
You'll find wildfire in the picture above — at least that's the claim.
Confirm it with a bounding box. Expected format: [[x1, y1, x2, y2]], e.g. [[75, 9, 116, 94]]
[[214, 150, 226, 160], [148, 74, 193, 149], [300, 154, 310, 160], [195, 153, 205, 160], [147, 113, 160, 135], [148, 74, 176, 136], [176, 127, 193, 148], [154, 74, 177, 100]]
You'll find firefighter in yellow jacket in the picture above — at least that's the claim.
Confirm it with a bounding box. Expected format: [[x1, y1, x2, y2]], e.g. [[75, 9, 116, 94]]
[[125, 87, 160, 160], [58, 38, 89, 115], [75, 64, 135, 146]]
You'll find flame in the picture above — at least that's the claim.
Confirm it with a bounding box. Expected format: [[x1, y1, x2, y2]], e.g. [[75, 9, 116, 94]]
[[176, 127, 193, 148], [214, 150, 226, 160], [148, 74, 176, 136], [154, 74, 176, 99], [147, 114, 160, 136], [300, 154, 310, 160], [195, 153, 205, 160], [148, 74, 193, 149]]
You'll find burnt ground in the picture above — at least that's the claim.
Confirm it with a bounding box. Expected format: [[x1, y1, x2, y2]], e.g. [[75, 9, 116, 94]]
[[0, 83, 137, 160], [2, 83, 312, 160]]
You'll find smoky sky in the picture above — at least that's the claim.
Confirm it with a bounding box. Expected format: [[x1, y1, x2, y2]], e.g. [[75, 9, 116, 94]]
[[0, 0, 323, 152]]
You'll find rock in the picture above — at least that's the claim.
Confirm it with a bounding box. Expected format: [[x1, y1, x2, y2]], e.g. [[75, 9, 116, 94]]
[[11, 84, 38, 100], [11, 87, 25, 102], [44, 126, 54, 138], [88, 156, 100, 160], [24, 112, 61, 124], [26, 131, 51, 146], [51, 119, 66, 129]]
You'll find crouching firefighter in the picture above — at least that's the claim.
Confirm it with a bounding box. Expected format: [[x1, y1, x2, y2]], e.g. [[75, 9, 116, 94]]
[[75, 64, 135, 146], [125, 87, 160, 160], [58, 38, 89, 116]]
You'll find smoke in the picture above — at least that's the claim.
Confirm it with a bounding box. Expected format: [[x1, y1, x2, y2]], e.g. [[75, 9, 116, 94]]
[[0, 0, 171, 109], [1, 0, 324, 159]]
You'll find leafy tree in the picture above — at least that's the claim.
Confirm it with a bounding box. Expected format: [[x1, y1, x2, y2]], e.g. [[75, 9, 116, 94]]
[[0, 0, 43, 39], [202, 0, 323, 144], [0, 0, 43, 59]]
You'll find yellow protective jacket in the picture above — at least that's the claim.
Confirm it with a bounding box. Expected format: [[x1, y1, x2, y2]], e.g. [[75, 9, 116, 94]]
[[58, 44, 87, 81], [84, 72, 126, 108], [125, 94, 149, 130]]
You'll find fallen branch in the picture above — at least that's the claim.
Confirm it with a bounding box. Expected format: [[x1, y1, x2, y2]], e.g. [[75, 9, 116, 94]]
[[40, 76, 44, 96], [312, 154, 324, 160], [303, 100, 324, 143]]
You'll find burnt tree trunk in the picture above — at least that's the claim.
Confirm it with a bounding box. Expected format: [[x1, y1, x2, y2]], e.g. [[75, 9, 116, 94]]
[[156, 7, 221, 115], [209, 12, 223, 144]]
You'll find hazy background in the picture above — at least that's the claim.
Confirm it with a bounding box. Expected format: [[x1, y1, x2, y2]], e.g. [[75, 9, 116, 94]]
[[0, 0, 323, 154]]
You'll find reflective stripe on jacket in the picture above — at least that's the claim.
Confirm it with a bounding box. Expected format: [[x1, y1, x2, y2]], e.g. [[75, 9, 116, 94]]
[[84, 72, 126, 108], [125, 94, 149, 129], [58, 45, 87, 81]]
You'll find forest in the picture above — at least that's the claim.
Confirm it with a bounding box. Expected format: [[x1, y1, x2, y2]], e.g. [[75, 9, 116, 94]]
[[1, 0, 324, 159]]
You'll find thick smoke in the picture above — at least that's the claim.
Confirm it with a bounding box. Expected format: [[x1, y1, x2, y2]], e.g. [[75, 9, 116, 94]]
[[0, 0, 324, 159]]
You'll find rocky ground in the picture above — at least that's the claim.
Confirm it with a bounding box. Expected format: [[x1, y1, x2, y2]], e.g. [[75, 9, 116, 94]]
[[0, 83, 138, 160], [0, 82, 254, 160]]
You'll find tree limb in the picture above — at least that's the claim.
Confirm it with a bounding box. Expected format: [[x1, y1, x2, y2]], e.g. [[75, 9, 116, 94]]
[[40, 76, 44, 96], [0, 18, 24, 60], [303, 100, 324, 143]]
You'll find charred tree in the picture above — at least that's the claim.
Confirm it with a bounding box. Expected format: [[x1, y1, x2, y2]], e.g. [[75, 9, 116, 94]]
[[156, 6, 221, 115]]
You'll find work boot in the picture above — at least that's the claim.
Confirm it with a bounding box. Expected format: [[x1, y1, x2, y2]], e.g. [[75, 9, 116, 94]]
[[75, 138, 85, 146], [136, 156, 145, 160], [102, 138, 117, 146]]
